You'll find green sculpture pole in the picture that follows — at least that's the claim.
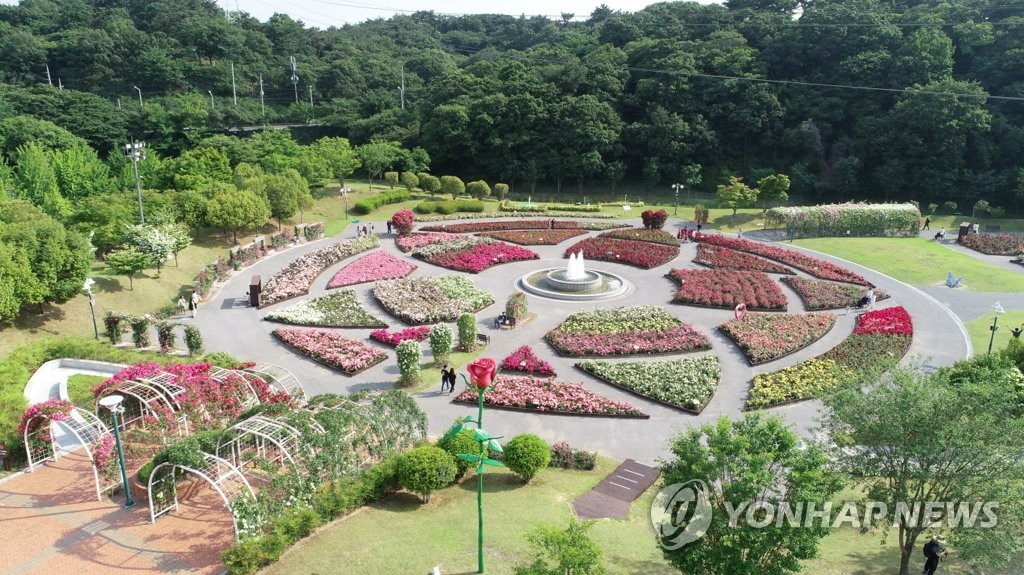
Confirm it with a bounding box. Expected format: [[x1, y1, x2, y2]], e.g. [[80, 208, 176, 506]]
[[477, 386, 485, 573]]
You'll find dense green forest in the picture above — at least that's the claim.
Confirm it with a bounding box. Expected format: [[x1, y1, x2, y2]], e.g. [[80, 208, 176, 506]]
[[0, 0, 1022, 207]]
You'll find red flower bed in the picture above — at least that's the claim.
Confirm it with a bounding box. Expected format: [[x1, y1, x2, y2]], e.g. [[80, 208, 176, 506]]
[[563, 237, 679, 269], [694, 244, 794, 274], [451, 375, 648, 418], [960, 232, 1023, 255], [599, 228, 679, 246], [369, 326, 431, 347], [668, 268, 788, 311], [697, 234, 870, 285], [719, 312, 836, 364], [420, 220, 580, 233], [424, 241, 539, 273], [546, 325, 711, 357], [479, 229, 587, 245], [854, 306, 913, 335], [500, 346, 556, 376], [395, 232, 462, 252], [782, 276, 887, 310]]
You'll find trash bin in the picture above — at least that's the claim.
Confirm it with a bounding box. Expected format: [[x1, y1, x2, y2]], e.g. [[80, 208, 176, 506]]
[[249, 275, 262, 307], [958, 222, 971, 243]]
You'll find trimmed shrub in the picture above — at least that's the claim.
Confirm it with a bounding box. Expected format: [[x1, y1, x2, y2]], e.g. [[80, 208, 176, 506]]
[[397, 445, 457, 503], [391, 209, 416, 234], [494, 183, 509, 201], [129, 316, 151, 348], [768, 202, 921, 239], [504, 434, 551, 483], [437, 427, 487, 480], [414, 199, 485, 214], [429, 324, 453, 365], [506, 291, 528, 320], [351, 189, 410, 215], [104, 311, 125, 344], [549, 441, 596, 471], [184, 325, 203, 355], [440, 175, 465, 198], [418, 173, 441, 196], [466, 180, 491, 199], [400, 171, 419, 191], [457, 313, 477, 352], [396, 340, 422, 388], [362, 453, 402, 500], [156, 322, 177, 352], [694, 205, 710, 225], [641, 209, 668, 230], [383, 171, 399, 188]]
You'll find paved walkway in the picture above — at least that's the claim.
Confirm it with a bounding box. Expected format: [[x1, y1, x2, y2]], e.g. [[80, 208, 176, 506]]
[[195, 219, 969, 466]]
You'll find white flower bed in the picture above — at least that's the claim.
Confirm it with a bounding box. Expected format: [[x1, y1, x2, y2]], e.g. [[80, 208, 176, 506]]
[[373, 275, 493, 324], [264, 290, 387, 327], [261, 235, 380, 306]]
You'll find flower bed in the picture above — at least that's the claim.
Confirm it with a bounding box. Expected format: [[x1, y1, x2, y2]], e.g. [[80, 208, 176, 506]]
[[372, 275, 493, 324], [327, 251, 417, 288], [960, 232, 1023, 256], [697, 235, 870, 286], [668, 268, 788, 311], [369, 326, 431, 347], [414, 211, 617, 222], [599, 228, 679, 246], [395, 232, 463, 253], [273, 328, 388, 376], [261, 235, 380, 306], [781, 277, 888, 310], [576, 356, 721, 414], [420, 220, 581, 233], [747, 306, 912, 409], [422, 241, 539, 273], [500, 346, 556, 376], [478, 229, 588, 245], [719, 312, 836, 365], [545, 306, 711, 357], [264, 291, 387, 328], [563, 237, 679, 269], [452, 375, 648, 418], [694, 244, 794, 275]]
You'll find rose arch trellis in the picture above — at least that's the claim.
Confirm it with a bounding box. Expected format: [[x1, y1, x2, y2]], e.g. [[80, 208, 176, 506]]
[[241, 362, 305, 405], [216, 415, 312, 470], [23, 406, 119, 501], [94, 379, 190, 437], [147, 452, 256, 541]]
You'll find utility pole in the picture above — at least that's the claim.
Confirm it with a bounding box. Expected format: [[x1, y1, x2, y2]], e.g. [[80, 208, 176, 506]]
[[259, 75, 266, 129], [125, 140, 146, 224], [117, 98, 121, 111], [45, 65, 52, 86], [208, 90, 217, 112], [134, 85, 143, 108], [57, 78, 63, 90], [399, 65, 405, 110], [308, 85, 314, 123], [290, 56, 299, 103], [231, 62, 238, 106]]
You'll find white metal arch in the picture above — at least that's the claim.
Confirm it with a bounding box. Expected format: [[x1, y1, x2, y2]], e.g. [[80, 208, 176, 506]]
[[243, 362, 305, 404], [216, 415, 308, 469], [24, 408, 118, 501], [138, 372, 187, 409], [313, 398, 386, 467], [207, 367, 261, 410], [95, 381, 174, 425], [147, 452, 256, 541]]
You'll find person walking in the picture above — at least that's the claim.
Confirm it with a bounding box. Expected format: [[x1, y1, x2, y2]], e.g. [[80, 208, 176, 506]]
[[923, 536, 947, 575], [177, 296, 187, 316], [446, 367, 458, 393], [189, 291, 200, 318], [923, 217, 931, 230], [386, 220, 393, 234], [440, 365, 450, 393]]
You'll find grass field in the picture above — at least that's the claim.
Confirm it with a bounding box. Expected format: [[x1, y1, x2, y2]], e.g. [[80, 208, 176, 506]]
[[965, 311, 1024, 354], [792, 237, 1024, 292]]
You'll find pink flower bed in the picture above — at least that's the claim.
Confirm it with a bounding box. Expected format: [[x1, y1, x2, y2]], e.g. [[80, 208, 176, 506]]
[[719, 312, 837, 364], [546, 325, 711, 357], [424, 242, 539, 273], [395, 232, 463, 252], [327, 250, 417, 288], [697, 234, 870, 285], [420, 220, 580, 233], [563, 237, 679, 269], [960, 232, 1023, 255], [500, 346, 556, 376], [781, 276, 888, 310], [452, 375, 648, 418], [370, 326, 431, 347], [854, 306, 913, 335], [261, 235, 378, 306], [599, 228, 679, 246], [694, 244, 794, 275], [273, 328, 388, 375], [668, 268, 788, 311], [479, 229, 587, 245]]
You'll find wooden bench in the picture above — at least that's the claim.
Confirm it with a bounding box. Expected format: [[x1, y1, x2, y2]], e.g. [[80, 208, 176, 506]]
[[476, 333, 490, 345]]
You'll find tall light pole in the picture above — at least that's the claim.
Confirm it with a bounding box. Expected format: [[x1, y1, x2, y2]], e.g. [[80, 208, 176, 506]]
[[671, 183, 684, 216], [988, 301, 1005, 354], [207, 90, 216, 112], [83, 278, 99, 341], [98, 395, 135, 508], [133, 85, 143, 108], [340, 187, 351, 221], [125, 141, 146, 224]]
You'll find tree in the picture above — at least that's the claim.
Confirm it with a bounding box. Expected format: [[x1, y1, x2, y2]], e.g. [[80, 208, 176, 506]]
[[313, 136, 361, 185], [716, 176, 758, 220], [756, 173, 790, 212], [514, 519, 606, 575], [356, 140, 403, 191], [494, 182, 510, 201], [168, 146, 232, 191], [264, 169, 309, 229], [397, 445, 457, 503], [105, 247, 150, 290], [503, 434, 551, 483], [0, 241, 42, 320], [164, 222, 192, 266], [383, 171, 399, 189], [658, 413, 843, 575], [399, 171, 419, 191], [820, 363, 1024, 575], [205, 189, 270, 243], [440, 175, 465, 199], [123, 224, 176, 276], [419, 173, 441, 196], [13, 142, 69, 221], [437, 427, 485, 480], [466, 180, 492, 200]]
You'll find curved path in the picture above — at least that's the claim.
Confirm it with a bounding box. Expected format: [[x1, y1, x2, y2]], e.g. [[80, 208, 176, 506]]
[[196, 219, 968, 465]]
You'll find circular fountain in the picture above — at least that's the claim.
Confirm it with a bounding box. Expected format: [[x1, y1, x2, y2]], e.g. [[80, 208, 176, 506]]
[[519, 252, 633, 301]]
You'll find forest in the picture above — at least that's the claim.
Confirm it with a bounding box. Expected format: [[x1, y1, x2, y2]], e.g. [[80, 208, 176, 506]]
[[0, 0, 1022, 207]]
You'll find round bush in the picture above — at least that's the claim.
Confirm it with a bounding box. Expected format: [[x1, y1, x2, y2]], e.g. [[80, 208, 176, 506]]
[[397, 445, 457, 503], [429, 324, 453, 365], [457, 313, 477, 352], [391, 209, 416, 234], [396, 340, 422, 388], [437, 428, 488, 480], [503, 434, 551, 483]]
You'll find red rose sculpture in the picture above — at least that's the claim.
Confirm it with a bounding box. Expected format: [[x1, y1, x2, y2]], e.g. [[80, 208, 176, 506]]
[[466, 357, 498, 390]]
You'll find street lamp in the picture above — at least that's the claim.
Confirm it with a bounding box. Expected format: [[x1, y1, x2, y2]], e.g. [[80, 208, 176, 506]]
[[207, 90, 216, 112], [83, 278, 99, 341], [340, 187, 351, 220], [671, 183, 684, 216], [124, 141, 146, 224], [98, 395, 135, 508], [988, 301, 1005, 354], [133, 85, 143, 108]]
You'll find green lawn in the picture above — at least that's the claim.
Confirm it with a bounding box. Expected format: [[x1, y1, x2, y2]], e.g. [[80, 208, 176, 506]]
[[965, 311, 1024, 354], [792, 237, 1024, 292], [65, 374, 106, 410]]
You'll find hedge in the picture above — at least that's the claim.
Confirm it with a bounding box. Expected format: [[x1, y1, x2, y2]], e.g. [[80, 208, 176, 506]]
[[352, 189, 411, 215], [767, 202, 921, 239], [413, 199, 485, 214]]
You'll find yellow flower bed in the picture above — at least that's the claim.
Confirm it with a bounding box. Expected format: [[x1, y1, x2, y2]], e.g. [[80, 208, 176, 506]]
[[748, 358, 854, 408]]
